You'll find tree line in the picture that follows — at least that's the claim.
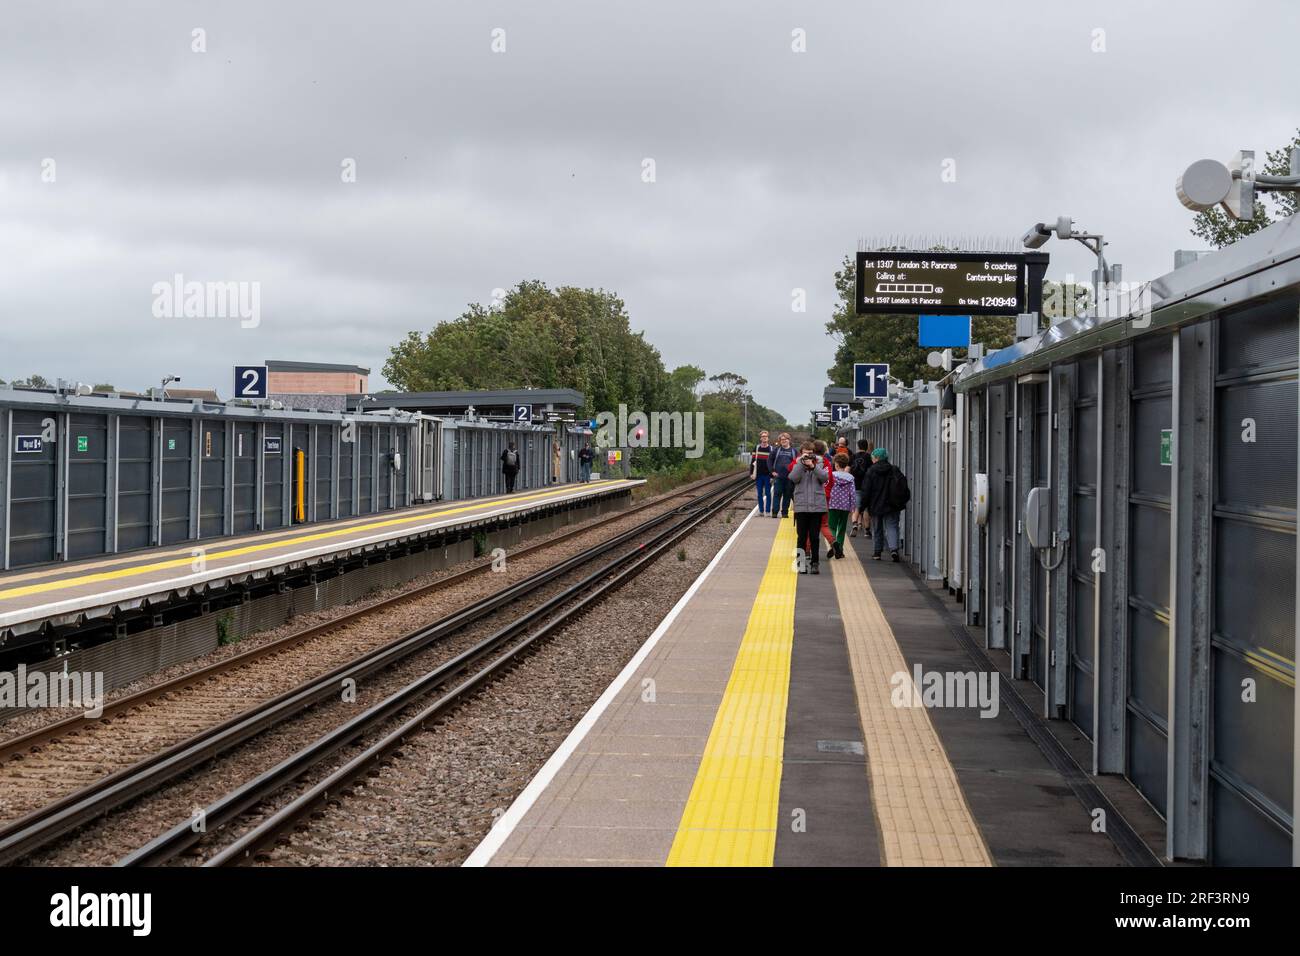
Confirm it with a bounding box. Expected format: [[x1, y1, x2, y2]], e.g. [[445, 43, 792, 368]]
[[383, 280, 789, 469]]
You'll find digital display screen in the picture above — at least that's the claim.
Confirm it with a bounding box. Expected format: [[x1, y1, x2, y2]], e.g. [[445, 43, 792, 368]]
[[855, 251, 1026, 315]]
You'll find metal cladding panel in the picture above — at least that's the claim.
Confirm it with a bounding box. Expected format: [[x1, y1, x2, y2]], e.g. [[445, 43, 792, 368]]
[[1212, 647, 1293, 821], [160, 419, 192, 544], [377, 425, 392, 510], [1218, 293, 1299, 376], [66, 412, 109, 560], [1217, 381, 1296, 512], [1131, 397, 1173, 499], [1209, 293, 1298, 863], [233, 422, 257, 533], [396, 426, 410, 507], [314, 424, 334, 520], [116, 415, 154, 552], [358, 425, 374, 513], [263, 423, 284, 528], [8, 409, 57, 566], [1211, 778, 1291, 866], [1128, 704, 1170, 818], [337, 426, 354, 517], [198, 422, 227, 538]]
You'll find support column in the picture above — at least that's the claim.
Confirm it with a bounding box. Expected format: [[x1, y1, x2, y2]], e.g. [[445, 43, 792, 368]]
[[1168, 324, 1213, 860]]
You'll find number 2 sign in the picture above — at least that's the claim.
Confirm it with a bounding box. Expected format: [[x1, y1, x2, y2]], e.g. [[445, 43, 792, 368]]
[[234, 365, 268, 400]]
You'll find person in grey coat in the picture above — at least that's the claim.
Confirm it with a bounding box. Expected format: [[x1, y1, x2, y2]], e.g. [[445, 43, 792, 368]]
[[788, 440, 829, 574]]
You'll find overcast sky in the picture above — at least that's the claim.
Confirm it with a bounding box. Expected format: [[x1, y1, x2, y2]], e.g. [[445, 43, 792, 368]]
[[2, 0, 1296, 422]]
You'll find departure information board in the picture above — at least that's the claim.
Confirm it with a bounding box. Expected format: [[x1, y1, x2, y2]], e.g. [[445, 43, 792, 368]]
[[855, 251, 1026, 315]]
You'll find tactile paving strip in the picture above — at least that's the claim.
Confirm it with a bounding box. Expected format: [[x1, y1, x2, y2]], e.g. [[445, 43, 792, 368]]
[[831, 538, 993, 866], [666, 517, 798, 866]]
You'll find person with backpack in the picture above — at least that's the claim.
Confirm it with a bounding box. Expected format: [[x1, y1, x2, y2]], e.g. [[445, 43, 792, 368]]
[[769, 432, 797, 519], [501, 441, 521, 493], [789, 440, 829, 574], [849, 439, 873, 537], [861, 447, 909, 562], [749, 430, 774, 515]]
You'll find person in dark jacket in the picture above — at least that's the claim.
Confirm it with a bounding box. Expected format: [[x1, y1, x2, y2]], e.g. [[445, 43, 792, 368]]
[[749, 430, 774, 515], [861, 447, 902, 561], [789, 441, 829, 573], [501, 441, 521, 493], [849, 439, 873, 537], [769, 432, 797, 518], [578, 441, 595, 483]]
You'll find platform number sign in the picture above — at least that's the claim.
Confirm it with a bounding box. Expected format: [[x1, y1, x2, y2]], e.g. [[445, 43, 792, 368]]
[[514, 403, 533, 424], [234, 365, 268, 401], [854, 363, 890, 400], [830, 403, 850, 423]]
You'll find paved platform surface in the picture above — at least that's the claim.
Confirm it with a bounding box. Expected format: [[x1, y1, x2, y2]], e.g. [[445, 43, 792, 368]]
[[0, 479, 639, 631], [468, 502, 1133, 867]]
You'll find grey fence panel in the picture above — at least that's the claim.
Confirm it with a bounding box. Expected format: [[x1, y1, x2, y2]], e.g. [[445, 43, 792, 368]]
[[233, 422, 257, 533], [66, 412, 109, 561], [159, 418, 192, 545], [116, 415, 154, 552], [198, 421, 227, 539], [1209, 292, 1297, 865]]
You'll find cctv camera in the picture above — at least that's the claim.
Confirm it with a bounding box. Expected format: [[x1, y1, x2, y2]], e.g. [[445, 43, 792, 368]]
[[1022, 223, 1050, 249]]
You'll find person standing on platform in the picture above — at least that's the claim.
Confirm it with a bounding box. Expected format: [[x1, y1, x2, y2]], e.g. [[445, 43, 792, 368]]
[[501, 441, 521, 494], [789, 440, 828, 574], [750, 430, 774, 515], [827, 452, 857, 559], [849, 439, 873, 537], [812, 438, 835, 545], [578, 441, 595, 483], [769, 432, 797, 519], [551, 440, 562, 483], [862, 447, 908, 561]]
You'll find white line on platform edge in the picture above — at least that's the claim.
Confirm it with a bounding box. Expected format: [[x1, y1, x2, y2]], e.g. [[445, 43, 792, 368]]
[[0, 481, 637, 628], [462, 502, 761, 867]]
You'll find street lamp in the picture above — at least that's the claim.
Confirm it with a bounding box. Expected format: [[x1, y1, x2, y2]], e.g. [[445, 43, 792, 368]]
[[1022, 216, 1111, 308], [160, 375, 180, 399]]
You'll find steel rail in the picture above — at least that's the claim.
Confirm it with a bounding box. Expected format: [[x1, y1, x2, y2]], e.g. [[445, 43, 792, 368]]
[[168, 478, 748, 866], [0, 470, 737, 762], [0, 474, 747, 865]]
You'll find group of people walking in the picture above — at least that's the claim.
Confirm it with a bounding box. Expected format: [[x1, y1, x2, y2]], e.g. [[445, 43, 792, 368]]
[[749, 430, 910, 575]]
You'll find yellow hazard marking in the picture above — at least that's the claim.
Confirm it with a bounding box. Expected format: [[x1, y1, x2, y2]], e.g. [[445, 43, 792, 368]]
[[831, 538, 992, 866], [0, 481, 626, 602], [666, 515, 798, 866]]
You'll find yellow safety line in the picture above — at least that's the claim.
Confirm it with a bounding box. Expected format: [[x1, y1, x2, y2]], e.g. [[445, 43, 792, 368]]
[[0, 481, 626, 602], [666, 516, 797, 866], [831, 538, 993, 866]]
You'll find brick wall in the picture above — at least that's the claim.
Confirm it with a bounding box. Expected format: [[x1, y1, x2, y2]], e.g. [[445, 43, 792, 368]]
[[268, 371, 368, 394]]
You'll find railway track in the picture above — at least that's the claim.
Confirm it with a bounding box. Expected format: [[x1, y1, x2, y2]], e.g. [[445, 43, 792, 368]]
[[0, 472, 750, 865], [0, 469, 736, 764]]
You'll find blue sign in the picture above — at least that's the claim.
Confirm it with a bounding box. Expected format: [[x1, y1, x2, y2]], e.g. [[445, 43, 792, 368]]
[[264, 436, 282, 455], [831, 403, 850, 422], [514, 403, 533, 424], [14, 435, 43, 454], [234, 365, 268, 400], [918, 314, 972, 348], [854, 363, 890, 400]]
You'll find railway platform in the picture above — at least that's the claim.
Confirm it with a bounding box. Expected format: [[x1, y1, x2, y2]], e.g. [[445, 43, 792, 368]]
[[0, 479, 640, 644], [468, 503, 1158, 867]]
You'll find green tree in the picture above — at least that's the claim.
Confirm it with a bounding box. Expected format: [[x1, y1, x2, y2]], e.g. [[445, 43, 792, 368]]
[[1190, 129, 1300, 248]]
